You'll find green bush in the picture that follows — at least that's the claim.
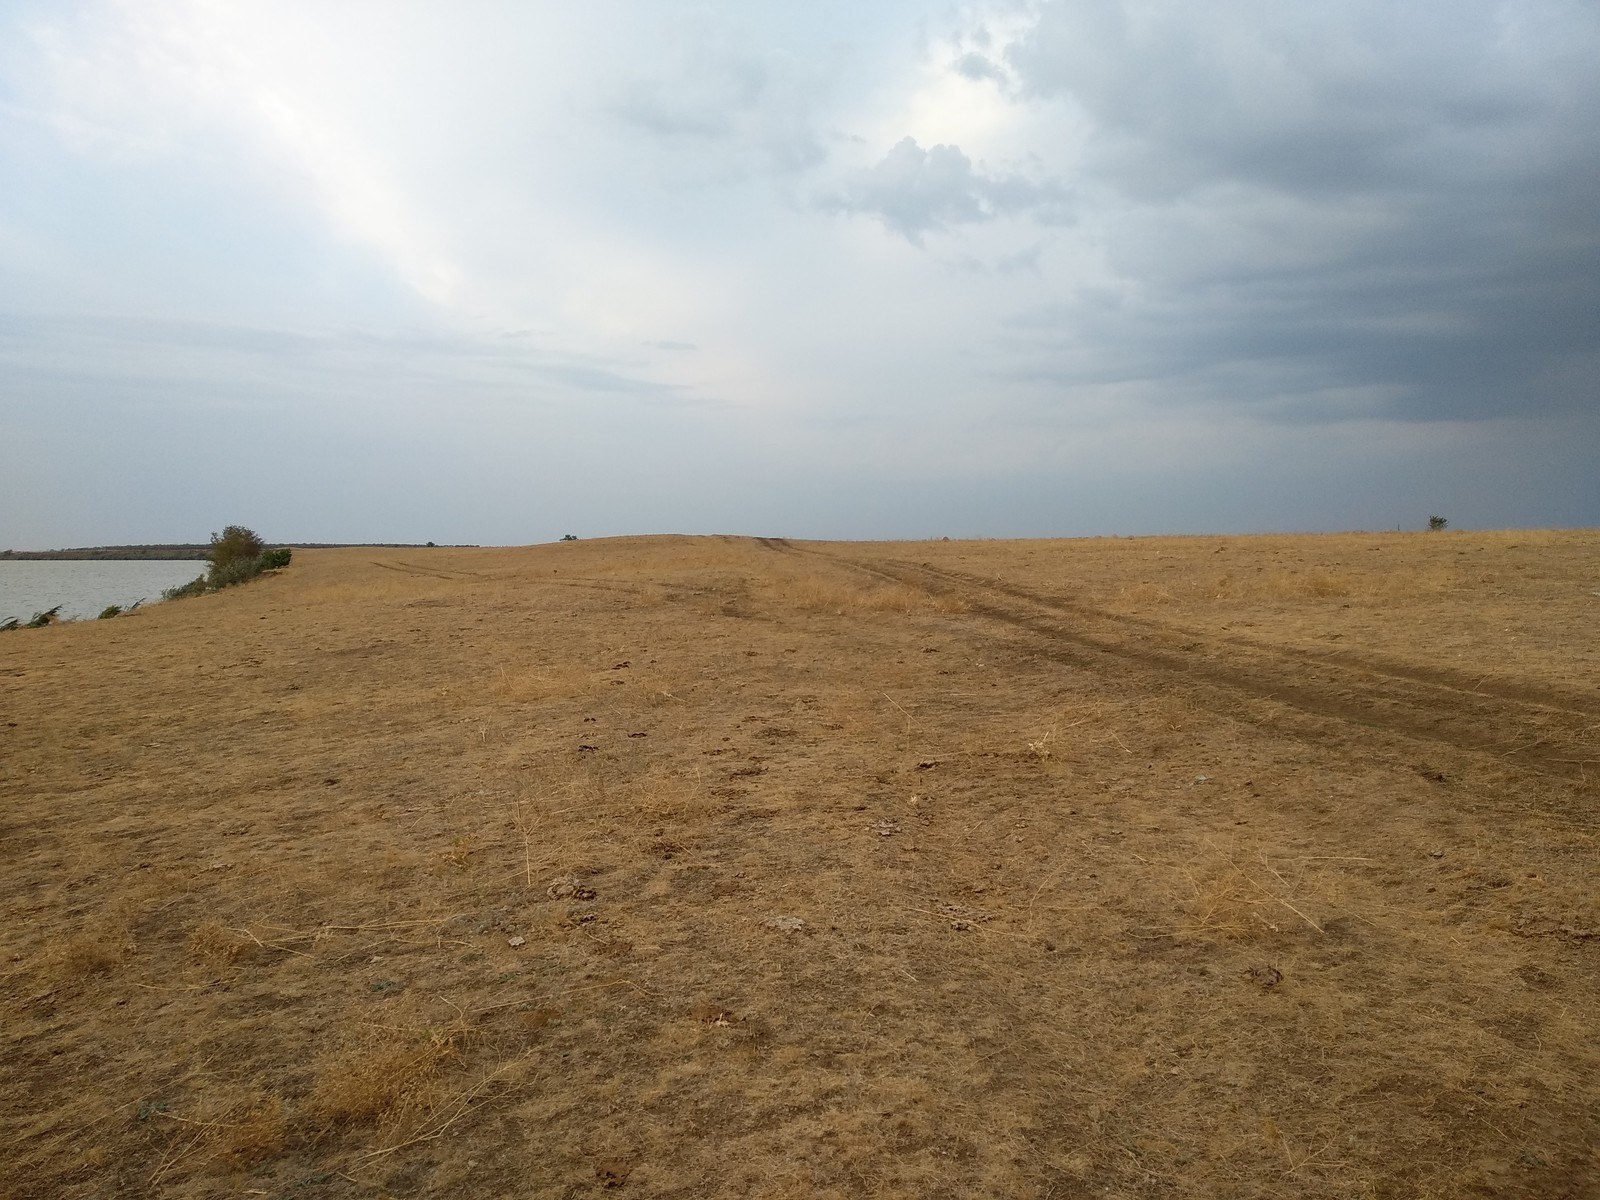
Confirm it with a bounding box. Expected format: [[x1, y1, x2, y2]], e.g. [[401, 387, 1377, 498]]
[[207, 547, 291, 589], [162, 575, 208, 601], [1427, 515, 1449, 531], [209, 556, 263, 589], [210, 525, 265, 574], [98, 605, 122, 619], [159, 527, 289, 602]]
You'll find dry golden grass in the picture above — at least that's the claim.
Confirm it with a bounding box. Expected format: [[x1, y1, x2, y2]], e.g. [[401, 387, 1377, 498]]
[[184, 920, 251, 971], [216, 1097, 289, 1166], [45, 923, 137, 980], [1, 530, 1596, 1198], [758, 553, 969, 616], [306, 1031, 462, 1132]]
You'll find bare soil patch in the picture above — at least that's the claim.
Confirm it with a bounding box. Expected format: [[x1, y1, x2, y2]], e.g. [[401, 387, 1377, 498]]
[[2, 531, 1596, 1198]]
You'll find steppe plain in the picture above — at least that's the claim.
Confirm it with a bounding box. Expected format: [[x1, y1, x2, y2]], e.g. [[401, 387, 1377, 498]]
[[1, 531, 1596, 1199]]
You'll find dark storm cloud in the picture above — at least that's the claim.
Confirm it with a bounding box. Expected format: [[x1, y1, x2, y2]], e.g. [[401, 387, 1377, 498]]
[[986, 0, 1600, 423], [1005, 2, 1600, 200], [823, 136, 1072, 243], [1001, 203, 1600, 423]]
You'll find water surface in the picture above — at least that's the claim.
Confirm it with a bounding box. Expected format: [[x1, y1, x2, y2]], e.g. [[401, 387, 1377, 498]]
[[0, 560, 207, 624]]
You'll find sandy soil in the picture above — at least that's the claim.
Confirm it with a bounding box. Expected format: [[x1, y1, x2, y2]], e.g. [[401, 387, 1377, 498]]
[[2, 531, 1596, 1199]]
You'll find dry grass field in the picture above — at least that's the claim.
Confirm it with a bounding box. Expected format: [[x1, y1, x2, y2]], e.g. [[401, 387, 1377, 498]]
[[2, 531, 1597, 1199]]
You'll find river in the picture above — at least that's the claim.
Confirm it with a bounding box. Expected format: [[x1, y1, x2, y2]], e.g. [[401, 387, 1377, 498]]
[[0, 560, 208, 624]]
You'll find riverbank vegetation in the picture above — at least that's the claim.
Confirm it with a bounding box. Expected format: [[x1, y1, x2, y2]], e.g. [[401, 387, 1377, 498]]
[[0, 544, 210, 561], [162, 526, 292, 600]]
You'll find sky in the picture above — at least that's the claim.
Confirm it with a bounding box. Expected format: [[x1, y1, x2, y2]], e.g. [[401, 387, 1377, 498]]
[[1, 0, 1597, 547]]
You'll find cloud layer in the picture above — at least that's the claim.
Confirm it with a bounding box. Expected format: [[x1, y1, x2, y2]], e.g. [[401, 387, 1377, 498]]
[[1, 0, 1595, 546], [981, 0, 1600, 425], [824, 136, 1072, 242]]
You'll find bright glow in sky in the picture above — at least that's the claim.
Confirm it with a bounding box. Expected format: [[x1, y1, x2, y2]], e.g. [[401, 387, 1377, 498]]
[[3, 0, 1597, 546]]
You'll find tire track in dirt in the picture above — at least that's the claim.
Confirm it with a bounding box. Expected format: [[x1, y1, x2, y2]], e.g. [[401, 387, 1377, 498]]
[[370, 559, 484, 580], [918, 560, 1599, 717], [782, 542, 1598, 784]]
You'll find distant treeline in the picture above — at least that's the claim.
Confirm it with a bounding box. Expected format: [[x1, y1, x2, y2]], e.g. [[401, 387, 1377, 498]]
[[1, 543, 474, 561], [2, 544, 211, 561]]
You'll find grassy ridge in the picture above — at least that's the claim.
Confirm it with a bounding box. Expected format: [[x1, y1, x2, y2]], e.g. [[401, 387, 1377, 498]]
[[1, 533, 1594, 1197]]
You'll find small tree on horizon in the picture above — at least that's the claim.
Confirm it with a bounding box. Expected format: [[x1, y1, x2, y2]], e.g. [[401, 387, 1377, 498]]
[[1427, 515, 1449, 531], [209, 525, 265, 573]]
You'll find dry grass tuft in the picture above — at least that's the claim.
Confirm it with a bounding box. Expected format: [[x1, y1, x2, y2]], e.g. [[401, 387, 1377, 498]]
[[306, 1034, 460, 1131], [631, 769, 715, 821], [185, 920, 250, 970], [764, 563, 966, 615], [491, 663, 597, 703], [214, 1097, 287, 1165], [47, 922, 136, 979], [1180, 863, 1276, 939], [1296, 570, 1349, 597], [923, 589, 970, 614], [780, 578, 910, 614], [1176, 852, 1330, 941]]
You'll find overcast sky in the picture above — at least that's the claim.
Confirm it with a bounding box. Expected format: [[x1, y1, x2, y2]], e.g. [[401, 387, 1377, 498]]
[[2, 1, 1596, 547]]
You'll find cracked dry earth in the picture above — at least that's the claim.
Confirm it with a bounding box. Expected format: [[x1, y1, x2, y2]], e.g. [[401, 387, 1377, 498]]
[[1, 531, 1597, 1199]]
